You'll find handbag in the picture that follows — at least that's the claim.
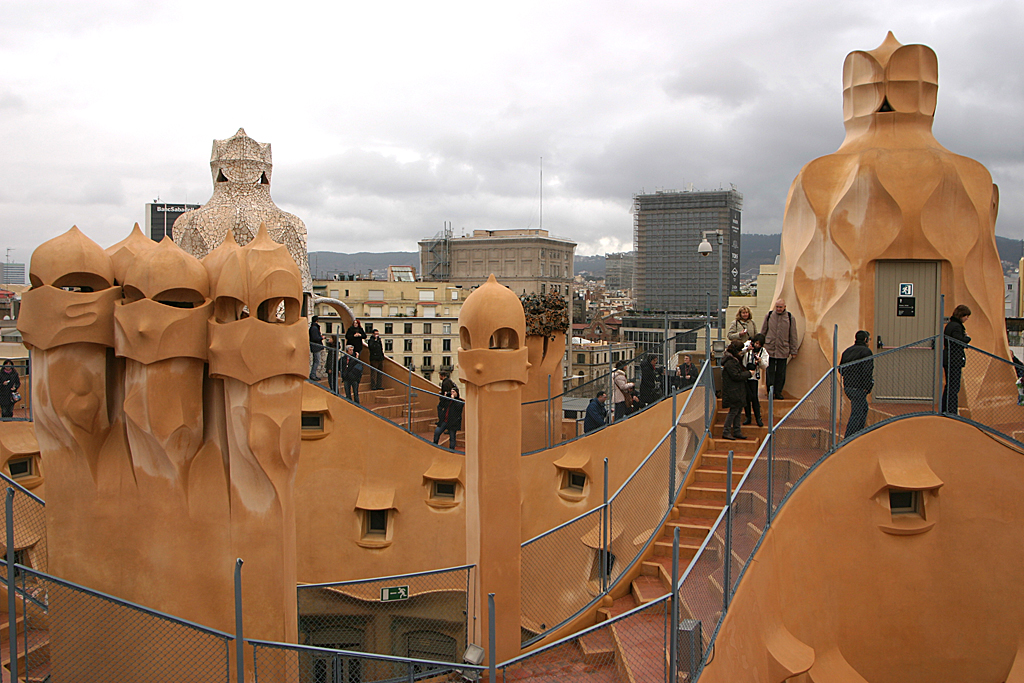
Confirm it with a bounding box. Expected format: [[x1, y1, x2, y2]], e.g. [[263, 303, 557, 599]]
[[12, 392, 20, 403]]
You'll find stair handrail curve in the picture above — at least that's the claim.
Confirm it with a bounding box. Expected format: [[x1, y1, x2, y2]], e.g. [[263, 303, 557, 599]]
[[519, 358, 714, 646], [691, 334, 1024, 680]]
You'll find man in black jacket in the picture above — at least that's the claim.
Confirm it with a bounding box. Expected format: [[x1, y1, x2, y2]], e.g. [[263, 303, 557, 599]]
[[839, 330, 874, 438], [583, 392, 608, 434], [367, 328, 386, 390]]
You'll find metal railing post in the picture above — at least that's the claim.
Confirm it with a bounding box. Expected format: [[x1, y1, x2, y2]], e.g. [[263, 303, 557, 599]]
[[831, 324, 838, 450], [723, 450, 733, 612], [407, 366, 413, 433], [704, 358, 711, 434], [767, 387, 775, 526], [234, 558, 244, 683], [488, 593, 497, 683], [546, 375, 552, 448], [6, 488, 17, 683], [27, 350, 32, 423], [935, 294, 945, 414], [608, 351, 615, 424], [705, 294, 711, 362], [669, 527, 680, 683], [601, 458, 609, 593], [670, 389, 677, 500], [407, 662, 415, 683]]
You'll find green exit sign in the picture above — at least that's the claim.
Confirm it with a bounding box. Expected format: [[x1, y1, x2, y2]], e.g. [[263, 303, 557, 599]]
[[380, 586, 409, 602]]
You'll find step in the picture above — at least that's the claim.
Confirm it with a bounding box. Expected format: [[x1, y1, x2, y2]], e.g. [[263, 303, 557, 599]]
[[664, 517, 714, 540], [677, 500, 724, 519], [597, 594, 638, 621], [631, 575, 668, 604], [686, 483, 728, 501], [701, 452, 754, 469], [694, 467, 745, 485], [653, 538, 701, 560], [707, 437, 760, 452], [577, 628, 615, 666], [610, 604, 674, 683]]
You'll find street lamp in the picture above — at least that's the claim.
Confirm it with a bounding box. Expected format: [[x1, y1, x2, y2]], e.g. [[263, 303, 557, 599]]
[[698, 230, 724, 341]]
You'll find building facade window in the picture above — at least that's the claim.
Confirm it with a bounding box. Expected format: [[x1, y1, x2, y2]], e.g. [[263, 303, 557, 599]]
[[384, 339, 393, 352], [384, 323, 393, 334], [423, 339, 432, 352], [404, 339, 414, 352], [442, 323, 451, 334], [404, 357, 414, 368], [423, 323, 432, 334], [442, 339, 451, 352], [404, 323, 413, 334]]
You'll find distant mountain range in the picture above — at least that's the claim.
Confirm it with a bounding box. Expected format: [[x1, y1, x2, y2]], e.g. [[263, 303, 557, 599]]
[[311, 233, 1024, 281]]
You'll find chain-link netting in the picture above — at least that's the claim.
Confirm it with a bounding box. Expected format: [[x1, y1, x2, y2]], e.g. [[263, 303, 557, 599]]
[[1, 564, 233, 683], [768, 375, 834, 514], [675, 506, 726, 664], [501, 595, 669, 683], [0, 480, 47, 579], [253, 639, 481, 683], [298, 566, 473, 665], [607, 436, 674, 587], [0, 356, 30, 421], [957, 344, 1024, 443], [727, 453, 769, 598], [521, 506, 606, 644]]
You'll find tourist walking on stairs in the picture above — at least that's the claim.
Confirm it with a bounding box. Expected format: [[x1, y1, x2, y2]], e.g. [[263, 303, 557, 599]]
[[742, 334, 768, 427], [761, 299, 799, 399]]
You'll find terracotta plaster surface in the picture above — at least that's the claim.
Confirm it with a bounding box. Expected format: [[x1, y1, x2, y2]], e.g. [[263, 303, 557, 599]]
[[173, 128, 313, 292], [700, 416, 1024, 683], [17, 225, 305, 677], [293, 382, 467, 583], [773, 33, 1007, 400], [459, 275, 528, 663]]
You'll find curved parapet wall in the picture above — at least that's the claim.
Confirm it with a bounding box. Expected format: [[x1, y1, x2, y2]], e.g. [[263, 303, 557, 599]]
[[701, 415, 1024, 682], [773, 33, 1007, 399]]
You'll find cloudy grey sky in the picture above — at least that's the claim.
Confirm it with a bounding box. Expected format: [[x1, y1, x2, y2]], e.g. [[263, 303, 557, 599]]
[[1, 0, 1021, 264]]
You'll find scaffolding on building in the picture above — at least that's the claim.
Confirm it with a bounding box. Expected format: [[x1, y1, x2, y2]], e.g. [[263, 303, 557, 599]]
[[421, 222, 453, 281]]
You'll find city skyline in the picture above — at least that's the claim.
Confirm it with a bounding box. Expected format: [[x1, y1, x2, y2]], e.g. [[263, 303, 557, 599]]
[[1, 1, 1021, 264]]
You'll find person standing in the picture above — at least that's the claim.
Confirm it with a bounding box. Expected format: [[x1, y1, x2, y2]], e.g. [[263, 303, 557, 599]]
[[612, 360, 634, 421], [433, 385, 462, 451], [742, 335, 769, 427], [942, 304, 971, 415], [325, 336, 339, 392], [728, 306, 757, 344], [308, 315, 323, 380], [638, 355, 662, 407], [341, 344, 363, 404], [584, 391, 608, 433], [0, 360, 20, 419], [839, 330, 874, 438], [367, 328, 385, 390], [677, 355, 698, 390], [345, 319, 367, 357], [721, 341, 752, 440], [760, 299, 799, 399]]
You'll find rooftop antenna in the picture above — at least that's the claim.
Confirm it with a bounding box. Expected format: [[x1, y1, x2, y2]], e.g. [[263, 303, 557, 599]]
[[539, 156, 543, 231]]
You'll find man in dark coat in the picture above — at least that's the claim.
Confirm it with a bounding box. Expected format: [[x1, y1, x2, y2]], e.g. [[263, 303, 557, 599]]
[[584, 391, 608, 434], [345, 319, 367, 357], [676, 355, 698, 391], [367, 329, 386, 390], [639, 355, 662, 407], [308, 315, 323, 380], [941, 304, 971, 415], [839, 330, 874, 438], [721, 340, 752, 440], [434, 384, 462, 451], [341, 344, 363, 404]]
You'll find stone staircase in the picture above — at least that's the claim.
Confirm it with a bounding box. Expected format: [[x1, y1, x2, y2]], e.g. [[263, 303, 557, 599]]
[[518, 396, 798, 682]]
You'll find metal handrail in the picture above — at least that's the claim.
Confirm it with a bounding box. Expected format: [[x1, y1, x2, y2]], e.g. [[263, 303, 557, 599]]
[[248, 638, 488, 671], [300, 564, 474, 590]]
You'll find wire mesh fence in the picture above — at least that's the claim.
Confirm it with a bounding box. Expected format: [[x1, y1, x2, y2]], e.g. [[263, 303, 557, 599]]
[[0, 474, 47, 579], [521, 506, 606, 644], [3, 564, 233, 683], [957, 343, 1024, 443], [252, 639, 483, 683], [298, 566, 474, 665], [500, 595, 669, 683], [675, 507, 726, 664], [0, 355, 30, 421]]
